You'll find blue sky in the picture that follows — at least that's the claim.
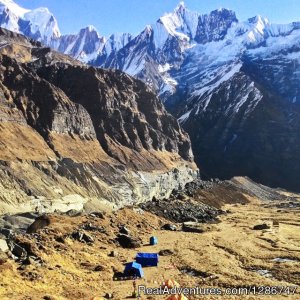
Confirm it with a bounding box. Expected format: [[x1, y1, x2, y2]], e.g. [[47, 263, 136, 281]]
[[16, 0, 300, 36]]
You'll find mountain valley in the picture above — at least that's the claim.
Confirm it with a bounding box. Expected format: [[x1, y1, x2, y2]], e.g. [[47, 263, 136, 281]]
[[1, 0, 299, 191], [0, 1, 299, 299]]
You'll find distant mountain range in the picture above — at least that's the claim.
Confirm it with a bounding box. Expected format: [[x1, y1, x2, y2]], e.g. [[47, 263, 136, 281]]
[[1, 0, 300, 191]]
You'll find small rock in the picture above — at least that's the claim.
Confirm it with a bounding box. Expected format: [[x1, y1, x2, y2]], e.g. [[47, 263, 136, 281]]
[[82, 223, 97, 231], [0, 250, 8, 265], [55, 236, 65, 244], [176, 194, 186, 200], [94, 265, 104, 272], [159, 249, 174, 256], [82, 232, 94, 244], [116, 234, 141, 249], [22, 256, 38, 266], [119, 226, 130, 235], [7, 241, 27, 259], [109, 250, 118, 257], [183, 216, 198, 222], [182, 222, 204, 233], [161, 224, 177, 231], [66, 209, 81, 217], [0, 239, 9, 252], [43, 296, 55, 300], [113, 270, 124, 280], [89, 212, 105, 219], [21, 271, 43, 281], [171, 189, 178, 196], [80, 262, 94, 268], [186, 191, 193, 197], [71, 231, 94, 244], [253, 223, 270, 230], [17, 265, 26, 271], [15, 240, 38, 257], [82, 223, 105, 233]]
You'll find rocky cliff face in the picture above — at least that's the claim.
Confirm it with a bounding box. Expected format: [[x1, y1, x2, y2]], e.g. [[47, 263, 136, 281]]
[[0, 28, 197, 214], [4, 1, 300, 192], [32, 63, 193, 164]]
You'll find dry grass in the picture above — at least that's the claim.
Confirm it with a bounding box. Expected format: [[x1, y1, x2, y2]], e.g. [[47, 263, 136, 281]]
[[49, 133, 113, 163], [0, 123, 55, 161], [0, 197, 299, 299]]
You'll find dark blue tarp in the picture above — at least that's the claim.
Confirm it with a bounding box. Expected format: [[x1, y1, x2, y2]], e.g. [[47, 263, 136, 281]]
[[136, 253, 159, 267], [124, 262, 144, 278]]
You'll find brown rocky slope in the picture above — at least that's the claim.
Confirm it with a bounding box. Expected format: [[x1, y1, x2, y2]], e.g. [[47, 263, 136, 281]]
[[0, 28, 197, 214]]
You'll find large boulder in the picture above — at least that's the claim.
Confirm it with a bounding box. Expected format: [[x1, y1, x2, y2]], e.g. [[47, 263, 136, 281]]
[[7, 241, 27, 259], [27, 215, 51, 234]]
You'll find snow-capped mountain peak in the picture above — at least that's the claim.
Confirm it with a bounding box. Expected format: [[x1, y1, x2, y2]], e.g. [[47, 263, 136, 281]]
[[1, 1, 300, 191], [85, 25, 98, 33], [248, 15, 269, 34], [0, 0, 60, 44], [23, 7, 61, 43], [78, 25, 100, 38], [0, 0, 28, 16], [157, 2, 199, 41], [195, 8, 238, 44], [176, 1, 186, 10]]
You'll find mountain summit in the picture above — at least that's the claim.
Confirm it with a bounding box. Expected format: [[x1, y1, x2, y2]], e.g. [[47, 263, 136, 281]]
[[1, 0, 300, 191], [0, 0, 60, 43]]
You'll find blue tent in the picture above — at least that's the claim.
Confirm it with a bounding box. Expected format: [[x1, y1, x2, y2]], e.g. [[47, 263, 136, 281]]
[[124, 262, 144, 278], [136, 253, 159, 267], [150, 236, 158, 245]]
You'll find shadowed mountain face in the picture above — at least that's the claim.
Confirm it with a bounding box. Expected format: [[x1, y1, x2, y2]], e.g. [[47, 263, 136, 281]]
[[31, 64, 193, 165], [1, 1, 300, 191], [171, 71, 300, 192], [0, 28, 197, 214]]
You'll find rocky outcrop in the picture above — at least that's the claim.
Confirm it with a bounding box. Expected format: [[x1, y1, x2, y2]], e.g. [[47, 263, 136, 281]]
[[0, 29, 197, 214], [31, 62, 194, 164], [194, 9, 238, 44]]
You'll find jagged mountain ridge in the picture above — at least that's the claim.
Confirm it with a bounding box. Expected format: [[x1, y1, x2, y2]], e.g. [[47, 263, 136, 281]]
[[2, 0, 300, 95], [0, 0, 132, 63], [3, 0, 300, 100], [2, 0, 300, 191], [0, 28, 197, 214]]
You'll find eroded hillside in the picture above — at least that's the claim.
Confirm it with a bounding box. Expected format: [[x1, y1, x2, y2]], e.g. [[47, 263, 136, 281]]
[[0, 28, 197, 214]]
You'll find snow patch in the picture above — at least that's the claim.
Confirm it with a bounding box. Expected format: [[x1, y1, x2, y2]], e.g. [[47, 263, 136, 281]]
[[178, 110, 192, 123]]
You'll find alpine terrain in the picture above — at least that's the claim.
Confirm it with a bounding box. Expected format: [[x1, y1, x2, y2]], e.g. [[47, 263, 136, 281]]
[[1, 0, 299, 191], [0, 27, 197, 214], [0, 2, 300, 299]]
